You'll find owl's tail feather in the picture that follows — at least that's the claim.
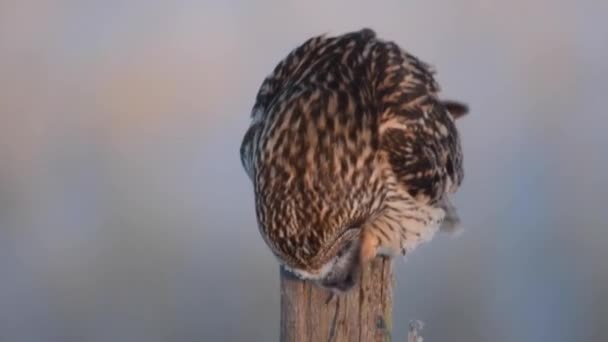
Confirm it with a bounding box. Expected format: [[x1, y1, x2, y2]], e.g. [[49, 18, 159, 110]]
[[442, 100, 469, 120]]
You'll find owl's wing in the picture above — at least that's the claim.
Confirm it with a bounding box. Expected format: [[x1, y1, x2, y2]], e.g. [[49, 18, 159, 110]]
[[249, 33, 334, 122], [378, 46, 464, 204], [239, 122, 260, 181], [381, 102, 463, 203], [240, 33, 336, 181], [249, 28, 378, 123]]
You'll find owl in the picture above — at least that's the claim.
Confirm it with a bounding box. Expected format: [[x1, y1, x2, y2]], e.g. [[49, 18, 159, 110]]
[[240, 28, 467, 292]]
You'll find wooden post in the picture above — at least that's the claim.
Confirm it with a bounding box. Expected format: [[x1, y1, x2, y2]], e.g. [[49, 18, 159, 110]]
[[280, 257, 394, 342]]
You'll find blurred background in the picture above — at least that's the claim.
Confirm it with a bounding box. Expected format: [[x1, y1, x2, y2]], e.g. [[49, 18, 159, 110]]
[[1, 0, 607, 341]]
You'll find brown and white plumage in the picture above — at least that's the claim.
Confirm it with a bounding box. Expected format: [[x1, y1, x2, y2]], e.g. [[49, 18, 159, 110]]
[[240, 28, 467, 291]]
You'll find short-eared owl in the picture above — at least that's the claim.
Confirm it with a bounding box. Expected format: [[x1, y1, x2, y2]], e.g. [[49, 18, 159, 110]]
[[240, 28, 468, 292]]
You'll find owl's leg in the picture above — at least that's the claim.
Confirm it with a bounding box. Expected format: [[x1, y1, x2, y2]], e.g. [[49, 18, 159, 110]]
[[359, 218, 402, 265], [360, 200, 445, 264], [360, 228, 379, 263]]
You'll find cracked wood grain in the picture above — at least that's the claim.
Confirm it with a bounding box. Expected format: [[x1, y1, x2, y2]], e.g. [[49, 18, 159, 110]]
[[280, 257, 394, 342]]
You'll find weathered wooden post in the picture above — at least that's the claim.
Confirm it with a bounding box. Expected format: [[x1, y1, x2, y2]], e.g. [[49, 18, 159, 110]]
[[280, 257, 394, 342]]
